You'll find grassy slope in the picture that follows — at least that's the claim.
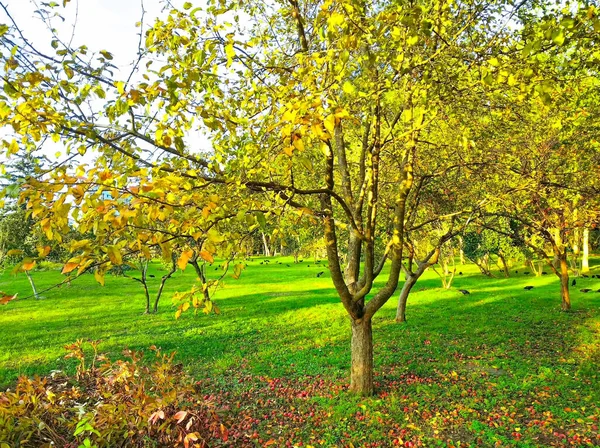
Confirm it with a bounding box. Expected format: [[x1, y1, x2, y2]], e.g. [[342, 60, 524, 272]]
[[1, 258, 599, 446]]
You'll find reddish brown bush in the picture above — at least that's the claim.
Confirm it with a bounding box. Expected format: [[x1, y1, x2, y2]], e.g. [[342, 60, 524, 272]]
[[0, 341, 227, 447]]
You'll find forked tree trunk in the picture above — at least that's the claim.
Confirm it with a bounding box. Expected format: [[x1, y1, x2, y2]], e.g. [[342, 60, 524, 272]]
[[350, 317, 373, 396], [261, 232, 271, 257], [526, 258, 540, 276], [153, 259, 177, 313], [582, 228, 590, 274], [559, 251, 571, 311], [190, 259, 212, 304]]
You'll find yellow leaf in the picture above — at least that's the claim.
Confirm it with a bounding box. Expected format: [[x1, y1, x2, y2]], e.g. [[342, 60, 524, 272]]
[[283, 145, 294, 157], [292, 138, 305, 151], [160, 242, 172, 261], [141, 246, 152, 259], [7, 139, 19, 155], [328, 12, 344, 28], [37, 246, 51, 258], [94, 270, 105, 286], [323, 114, 336, 135], [177, 249, 194, 270], [107, 246, 122, 265], [175, 308, 182, 320], [199, 250, 214, 263], [342, 81, 356, 94], [6, 249, 23, 256], [225, 43, 235, 66]]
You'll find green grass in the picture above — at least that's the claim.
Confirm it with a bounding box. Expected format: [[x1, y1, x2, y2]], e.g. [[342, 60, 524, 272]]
[[1, 258, 599, 446]]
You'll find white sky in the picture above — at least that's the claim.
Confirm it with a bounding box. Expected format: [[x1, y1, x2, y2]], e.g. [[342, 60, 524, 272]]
[[3, 0, 186, 78], [1, 0, 213, 171]]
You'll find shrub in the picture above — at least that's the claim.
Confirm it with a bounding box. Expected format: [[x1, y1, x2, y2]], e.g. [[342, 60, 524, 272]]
[[0, 341, 227, 447]]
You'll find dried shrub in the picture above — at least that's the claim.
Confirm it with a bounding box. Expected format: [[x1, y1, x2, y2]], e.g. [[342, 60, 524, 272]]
[[0, 340, 227, 447]]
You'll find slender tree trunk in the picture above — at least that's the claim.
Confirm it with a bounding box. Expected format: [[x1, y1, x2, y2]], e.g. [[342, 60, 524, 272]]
[[140, 262, 151, 314], [153, 258, 177, 313], [190, 259, 212, 304], [582, 228, 590, 274], [345, 231, 362, 293], [261, 232, 271, 257], [396, 275, 416, 323], [350, 317, 373, 396], [559, 251, 571, 311], [395, 247, 440, 323], [458, 236, 465, 265], [498, 253, 509, 277], [553, 228, 561, 269], [25, 270, 40, 299]]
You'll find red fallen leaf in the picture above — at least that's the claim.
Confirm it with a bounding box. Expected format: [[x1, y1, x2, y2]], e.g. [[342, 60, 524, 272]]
[[174, 410, 188, 423], [0, 293, 17, 305]]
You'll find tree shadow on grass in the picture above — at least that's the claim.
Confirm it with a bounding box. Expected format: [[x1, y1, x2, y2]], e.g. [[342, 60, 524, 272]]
[[1, 270, 599, 398]]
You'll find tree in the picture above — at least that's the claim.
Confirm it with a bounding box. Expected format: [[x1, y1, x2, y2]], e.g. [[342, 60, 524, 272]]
[[1, 0, 593, 395]]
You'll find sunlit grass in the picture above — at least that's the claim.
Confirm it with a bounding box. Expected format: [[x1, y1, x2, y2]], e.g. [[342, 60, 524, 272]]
[[1, 257, 599, 445]]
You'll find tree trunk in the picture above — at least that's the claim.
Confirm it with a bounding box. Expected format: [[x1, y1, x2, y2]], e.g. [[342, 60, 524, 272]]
[[552, 228, 561, 269], [350, 317, 374, 396], [261, 232, 271, 257], [526, 258, 539, 276], [458, 236, 465, 265], [559, 251, 571, 311], [498, 253, 509, 277], [190, 259, 212, 304], [582, 227, 590, 274], [25, 270, 40, 300], [395, 275, 417, 323], [153, 257, 177, 313], [139, 262, 151, 314], [344, 231, 362, 292]]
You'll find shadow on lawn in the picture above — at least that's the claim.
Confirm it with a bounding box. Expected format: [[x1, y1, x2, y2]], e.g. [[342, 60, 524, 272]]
[[1, 271, 599, 392]]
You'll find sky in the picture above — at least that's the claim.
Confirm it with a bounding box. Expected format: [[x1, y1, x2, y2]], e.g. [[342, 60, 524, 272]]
[[1, 0, 202, 172], [3, 0, 184, 78]]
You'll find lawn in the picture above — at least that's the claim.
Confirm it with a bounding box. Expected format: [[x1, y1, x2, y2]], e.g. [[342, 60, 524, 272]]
[[1, 258, 599, 446]]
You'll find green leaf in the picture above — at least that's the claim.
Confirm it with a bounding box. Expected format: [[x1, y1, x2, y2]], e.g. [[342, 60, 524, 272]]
[[100, 50, 113, 60], [551, 28, 565, 46], [256, 212, 267, 229], [183, 1, 193, 9]]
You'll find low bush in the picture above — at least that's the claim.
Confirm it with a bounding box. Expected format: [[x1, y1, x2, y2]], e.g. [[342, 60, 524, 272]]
[[0, 341, 227, 447]]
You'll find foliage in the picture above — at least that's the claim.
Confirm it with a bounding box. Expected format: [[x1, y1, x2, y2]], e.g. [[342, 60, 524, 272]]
[[0, 340, 226, 447]]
